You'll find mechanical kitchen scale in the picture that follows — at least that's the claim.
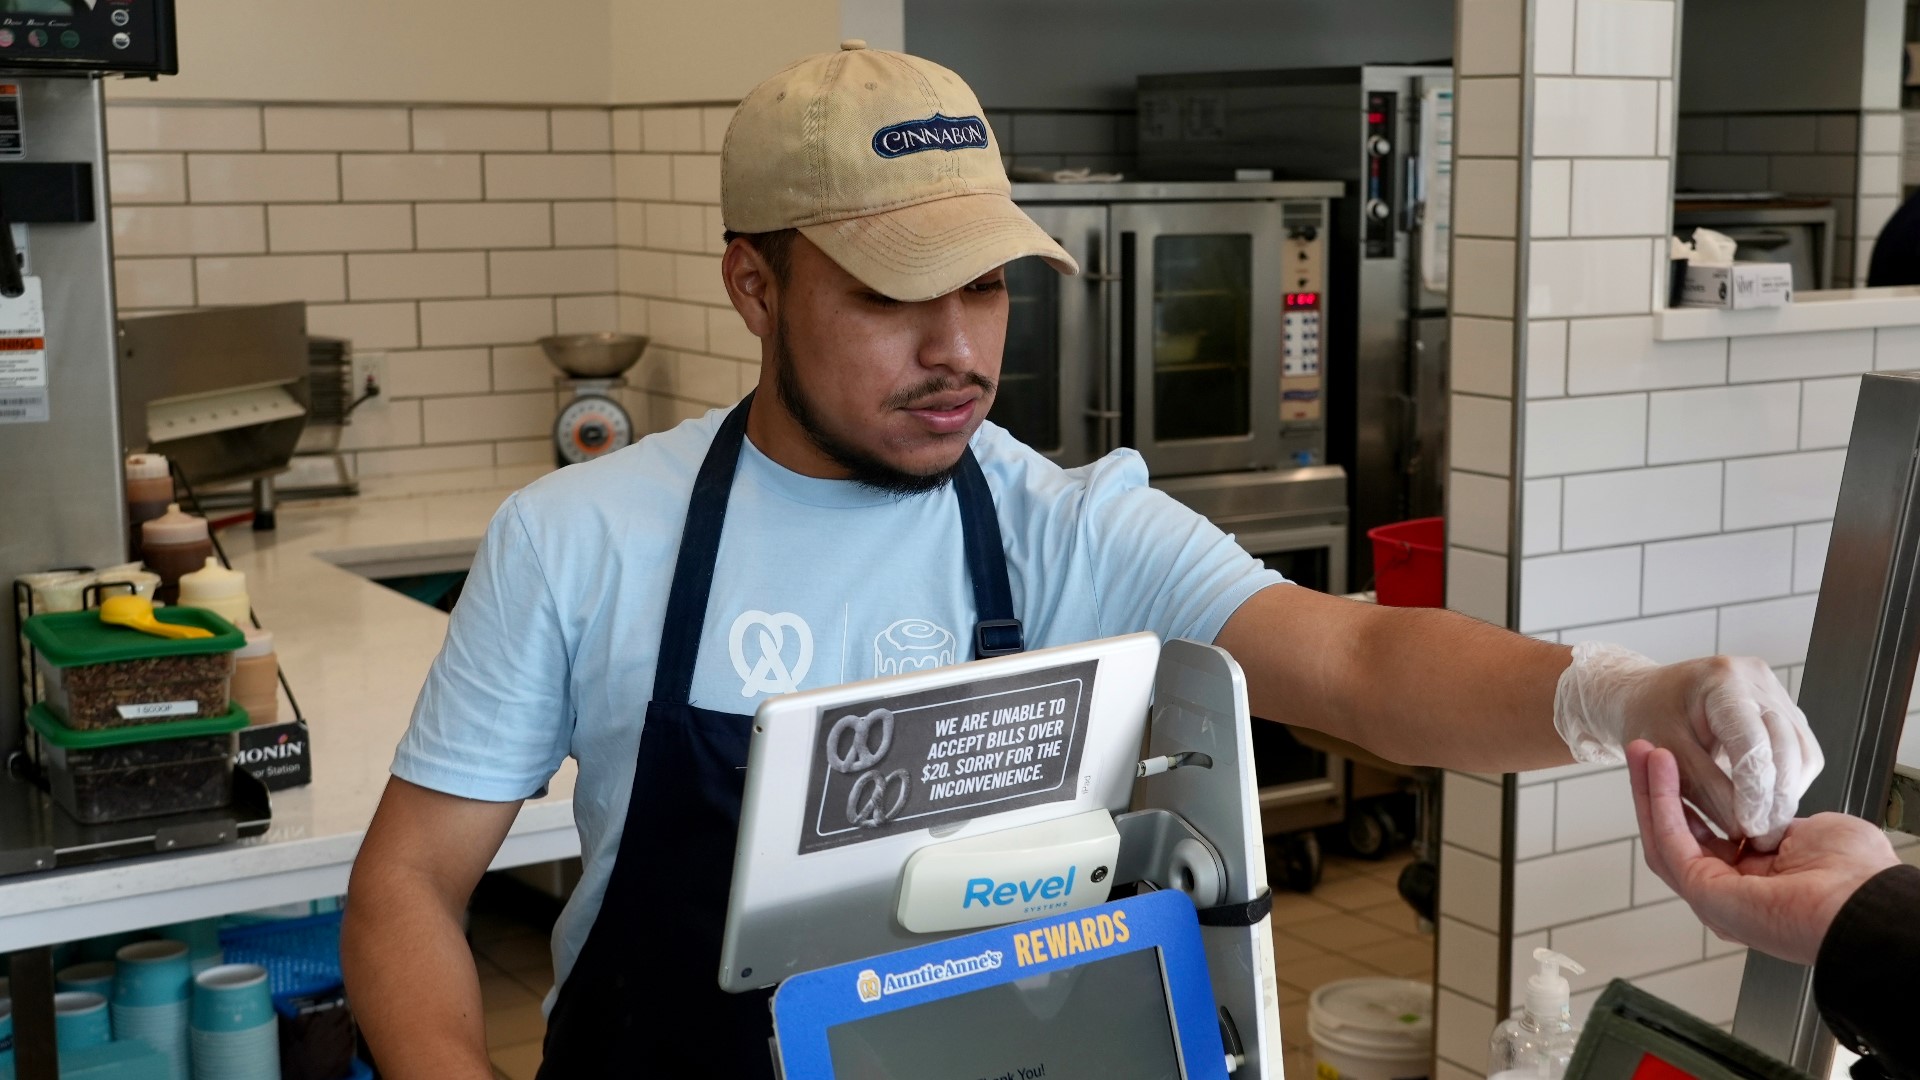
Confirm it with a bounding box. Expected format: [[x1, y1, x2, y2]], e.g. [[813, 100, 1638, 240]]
[[539, 332, 649, 467]]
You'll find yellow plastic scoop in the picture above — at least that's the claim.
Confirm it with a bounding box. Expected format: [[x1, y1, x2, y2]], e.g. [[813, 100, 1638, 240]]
[[98, 595, 213, 640]]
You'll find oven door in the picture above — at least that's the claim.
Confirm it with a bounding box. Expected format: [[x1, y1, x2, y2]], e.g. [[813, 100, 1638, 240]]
[[998, 203, 1109, 468], [1113, 200, 1285, 477]]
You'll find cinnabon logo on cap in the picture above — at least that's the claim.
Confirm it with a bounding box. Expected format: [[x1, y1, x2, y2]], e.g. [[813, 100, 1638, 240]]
[[871, 113, 989, 159]]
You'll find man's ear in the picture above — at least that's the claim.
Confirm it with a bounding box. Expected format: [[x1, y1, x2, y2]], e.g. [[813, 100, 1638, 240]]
[[722, 237, 778, 341]]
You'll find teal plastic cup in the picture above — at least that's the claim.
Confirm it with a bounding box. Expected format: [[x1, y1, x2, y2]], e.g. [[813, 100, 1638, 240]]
[[54, 991, 110, 1052], [190, 964, 274, 1034], [113, 940, 191, 1007], [56, 961, 116, 997], [1, 997, 14, 1068]]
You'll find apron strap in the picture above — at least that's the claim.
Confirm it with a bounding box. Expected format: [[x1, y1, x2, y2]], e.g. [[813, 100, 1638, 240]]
[[653, 393, 755, 704], [953, 448, 1025, 659]]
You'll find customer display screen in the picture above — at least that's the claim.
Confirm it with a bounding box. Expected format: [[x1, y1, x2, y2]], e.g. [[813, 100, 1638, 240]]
[[826, 947, 1185, 1080]]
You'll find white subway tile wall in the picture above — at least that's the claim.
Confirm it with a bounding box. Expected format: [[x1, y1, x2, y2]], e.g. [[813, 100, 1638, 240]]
[[1427, 3, 1887, 1062], [109, 102, 758, 474]]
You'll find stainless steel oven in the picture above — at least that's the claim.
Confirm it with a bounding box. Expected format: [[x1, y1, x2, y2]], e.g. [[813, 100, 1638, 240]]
[[1005, 181, 1340, 478], [1001, 183, 1349, 598], [1134, 65, 1454, 586], [1154, 467, 1349, 594]]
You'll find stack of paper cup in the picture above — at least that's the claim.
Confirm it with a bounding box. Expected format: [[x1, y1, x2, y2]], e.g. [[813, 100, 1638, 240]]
[[189, 965, 279, 1080], [54, 991, 112, 1053], [114, 940, 192, 1080]]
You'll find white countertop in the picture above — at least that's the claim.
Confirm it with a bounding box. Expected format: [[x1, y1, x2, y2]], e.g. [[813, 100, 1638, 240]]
[[1, 465, 572, 952], [1655, 285, 1920, 340]]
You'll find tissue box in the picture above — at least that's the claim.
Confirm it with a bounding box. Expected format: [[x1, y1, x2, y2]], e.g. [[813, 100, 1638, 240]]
[[1681, 263, 1794, 309]]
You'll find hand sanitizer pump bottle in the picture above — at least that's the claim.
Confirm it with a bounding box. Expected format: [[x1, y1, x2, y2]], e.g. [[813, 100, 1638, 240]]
[[1488, 948, 1586, 1080]]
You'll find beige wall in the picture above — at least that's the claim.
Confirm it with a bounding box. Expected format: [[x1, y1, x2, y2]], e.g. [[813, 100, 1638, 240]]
[[608, 0, 841, 104], [106, 0, 614, 105], [104, 0, 905, 108]]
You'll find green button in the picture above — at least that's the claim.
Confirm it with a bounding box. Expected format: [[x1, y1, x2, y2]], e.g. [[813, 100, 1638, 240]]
[[59, 29, 78, 48]]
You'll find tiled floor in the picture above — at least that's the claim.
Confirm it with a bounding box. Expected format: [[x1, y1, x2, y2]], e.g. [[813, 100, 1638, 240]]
[[470, 849, 1433, 1078], [469, 903, 556, 1080], [1272, 848, 1434, 1080]]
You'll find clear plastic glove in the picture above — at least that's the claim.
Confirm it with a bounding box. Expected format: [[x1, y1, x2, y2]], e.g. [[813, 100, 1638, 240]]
[[1553, 642, 1823, 850]]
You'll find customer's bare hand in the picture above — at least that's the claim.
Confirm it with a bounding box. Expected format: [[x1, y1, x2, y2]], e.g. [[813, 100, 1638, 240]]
[[1627, 739, 1900, 965]]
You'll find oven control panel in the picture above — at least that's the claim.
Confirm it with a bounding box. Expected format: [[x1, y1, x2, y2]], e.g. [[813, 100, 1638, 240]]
[[1363, 91, 1397, 258], [0, 0, 176, 75], [1281, 218, 1325, 426]]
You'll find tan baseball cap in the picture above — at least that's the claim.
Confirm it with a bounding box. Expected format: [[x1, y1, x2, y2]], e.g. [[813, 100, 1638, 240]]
[[721, 40, 1078, 302]]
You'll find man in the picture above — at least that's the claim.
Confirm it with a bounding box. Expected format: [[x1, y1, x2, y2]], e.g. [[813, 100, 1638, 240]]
[[1628, 742, 1917, 1080], [1866, 188, 1920, 288], [342, 42, 1821, 1079]]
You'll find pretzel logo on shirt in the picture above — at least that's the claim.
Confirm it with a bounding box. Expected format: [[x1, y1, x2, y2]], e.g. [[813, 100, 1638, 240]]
[[729, 609, 814, 697]]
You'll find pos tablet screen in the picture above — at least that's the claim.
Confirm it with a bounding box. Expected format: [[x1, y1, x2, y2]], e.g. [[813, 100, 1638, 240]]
[[772, 888, 1229, 1080]]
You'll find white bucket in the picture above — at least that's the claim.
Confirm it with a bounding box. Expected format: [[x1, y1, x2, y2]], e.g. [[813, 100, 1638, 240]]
[[1308, 977, 1433, 1080]]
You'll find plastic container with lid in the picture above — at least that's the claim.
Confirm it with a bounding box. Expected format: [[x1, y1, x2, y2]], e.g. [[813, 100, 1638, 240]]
[[177, 557, 251, 627], [232, 629, 278, 727], [125, 454, 173, 561], [23, 607, 243, 730], [140, 503, 212, 606], [1308, 977, 1433, 1080], [28, 701, 247, 824]]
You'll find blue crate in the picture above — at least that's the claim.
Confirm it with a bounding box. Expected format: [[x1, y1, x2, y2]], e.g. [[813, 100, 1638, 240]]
[[218, 911, 345, 1003]]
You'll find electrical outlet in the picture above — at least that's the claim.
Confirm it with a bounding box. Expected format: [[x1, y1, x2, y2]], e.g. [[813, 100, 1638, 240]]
[[350, 351, 388, 407]]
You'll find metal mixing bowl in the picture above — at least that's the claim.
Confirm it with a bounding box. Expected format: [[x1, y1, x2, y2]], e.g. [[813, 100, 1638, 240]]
[[538, 332, 650, 379]]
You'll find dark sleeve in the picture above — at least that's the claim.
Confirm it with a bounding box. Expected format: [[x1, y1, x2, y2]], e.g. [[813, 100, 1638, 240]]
[[1814, 864, 1920, 1080], [1867, 194, 1920, 288]]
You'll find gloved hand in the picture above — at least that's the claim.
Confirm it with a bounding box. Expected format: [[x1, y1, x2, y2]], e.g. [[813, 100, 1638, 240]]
[[1553, 642, 1823, 850]]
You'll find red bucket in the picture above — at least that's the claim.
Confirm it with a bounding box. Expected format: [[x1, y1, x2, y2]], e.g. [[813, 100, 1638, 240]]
[[1368, 517, 1445, 608]]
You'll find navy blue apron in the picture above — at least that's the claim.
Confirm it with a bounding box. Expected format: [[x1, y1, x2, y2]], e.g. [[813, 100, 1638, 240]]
[[536, 393, 1024, 1077]]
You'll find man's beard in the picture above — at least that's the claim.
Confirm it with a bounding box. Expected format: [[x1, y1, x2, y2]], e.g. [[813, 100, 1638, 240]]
[[771, 314, 994, 496]]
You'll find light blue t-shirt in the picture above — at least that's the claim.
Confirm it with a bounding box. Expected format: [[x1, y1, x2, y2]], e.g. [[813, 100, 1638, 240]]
[[391, 411, 1284, 999]]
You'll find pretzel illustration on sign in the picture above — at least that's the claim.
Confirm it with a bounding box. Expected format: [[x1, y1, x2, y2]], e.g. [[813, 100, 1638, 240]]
[[825, 707, 895, 774], [847, 768, 910, 828]]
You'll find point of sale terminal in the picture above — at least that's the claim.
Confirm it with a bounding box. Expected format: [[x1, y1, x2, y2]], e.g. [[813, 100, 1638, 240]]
[[723, 632, 1279, 1080]]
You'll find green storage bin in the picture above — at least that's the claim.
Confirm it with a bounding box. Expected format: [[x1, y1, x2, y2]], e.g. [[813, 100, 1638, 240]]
[[23, 607, 242, 730], [28, 702, 248, 824]]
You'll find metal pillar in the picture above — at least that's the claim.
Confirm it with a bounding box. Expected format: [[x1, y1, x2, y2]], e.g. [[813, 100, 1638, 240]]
[[1731, 371, 1920, 1074]]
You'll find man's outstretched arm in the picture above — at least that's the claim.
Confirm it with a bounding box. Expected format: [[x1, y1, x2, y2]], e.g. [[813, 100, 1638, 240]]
[[1215, 583, 1822, 847]]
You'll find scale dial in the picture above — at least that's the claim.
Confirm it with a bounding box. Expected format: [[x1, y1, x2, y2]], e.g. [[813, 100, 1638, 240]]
[[554, 393, 634, 465]]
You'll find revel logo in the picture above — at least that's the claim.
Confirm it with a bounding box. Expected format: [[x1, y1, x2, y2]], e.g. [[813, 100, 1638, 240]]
[[962, 867, 1076, 910], [872, 113, 988, 159]]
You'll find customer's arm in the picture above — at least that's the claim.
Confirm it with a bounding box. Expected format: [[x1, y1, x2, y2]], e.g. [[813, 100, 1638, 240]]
[[1628, 742, 1920, 1079], [1813, 862, 1920, 1079], [343, 778, 525, 1080]]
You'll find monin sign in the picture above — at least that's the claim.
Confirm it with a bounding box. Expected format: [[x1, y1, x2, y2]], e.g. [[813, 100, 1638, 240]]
[[237, 721, 313, 791], [871, 113, 989, 159]]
